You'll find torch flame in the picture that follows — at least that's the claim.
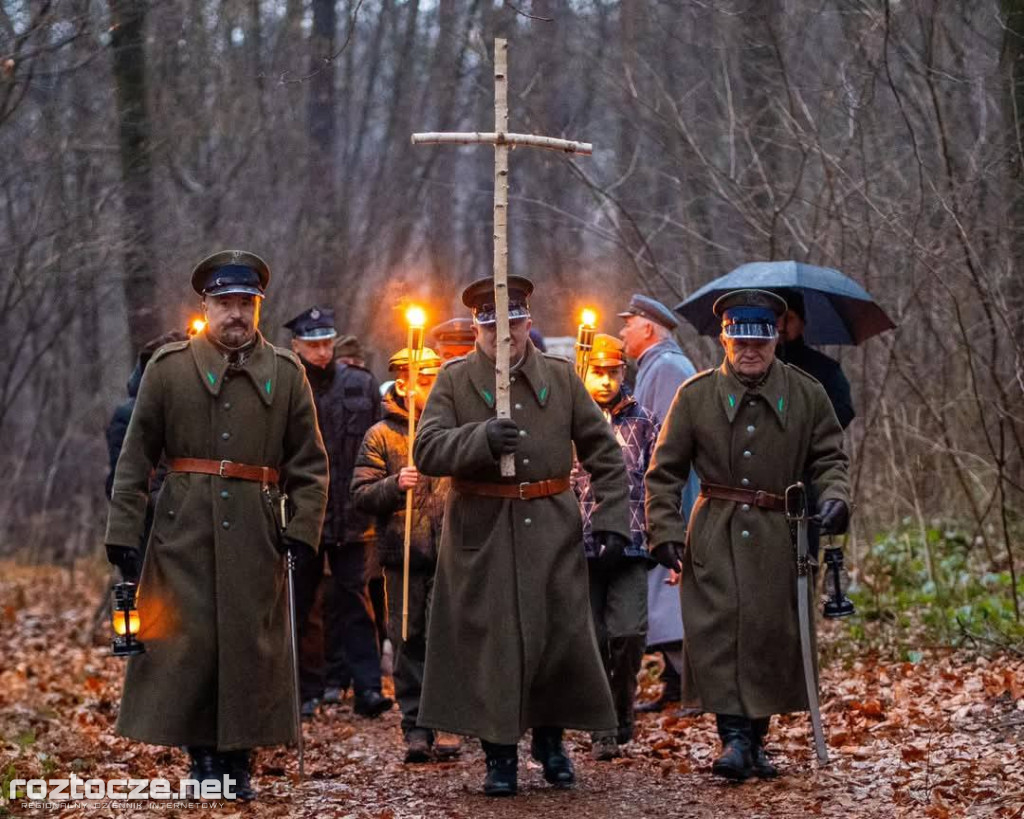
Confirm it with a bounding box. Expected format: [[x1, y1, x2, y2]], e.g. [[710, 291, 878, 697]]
[[190, 318, 207, 335], [405, 305, 427, 328], [581, 308, 597, 329]]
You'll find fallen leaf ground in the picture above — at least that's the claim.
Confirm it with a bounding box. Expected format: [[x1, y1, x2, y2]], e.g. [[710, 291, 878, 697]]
[[1, 563, 1021, 818]]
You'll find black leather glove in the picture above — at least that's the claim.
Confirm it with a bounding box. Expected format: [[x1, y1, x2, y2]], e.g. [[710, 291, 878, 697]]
[[650, 541, 684, 573], [106, 545, 141, 583], [594, 531, 630, 567], [277, 534, 317, 565], [817, 499, 850, 536], [485, 417, 520, 457]]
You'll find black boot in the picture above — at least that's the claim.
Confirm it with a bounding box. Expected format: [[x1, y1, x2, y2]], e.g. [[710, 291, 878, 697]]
[[711, 714, 753, 781], [749, 717, 779, 779], [403, 728, 434, 764], [530, 727, 576, 788], [221, 750, 256, 802], [186, 747, 222, 784], [481, 742, 518, 797], [353, 689, 394, 717]]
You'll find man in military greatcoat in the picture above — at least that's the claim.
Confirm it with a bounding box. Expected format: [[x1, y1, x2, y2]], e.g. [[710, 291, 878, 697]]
[[412, 276, 631, 797], [283, 307, 392, 720], [105, 251, 329, 800], [645, 289, 851, 781]]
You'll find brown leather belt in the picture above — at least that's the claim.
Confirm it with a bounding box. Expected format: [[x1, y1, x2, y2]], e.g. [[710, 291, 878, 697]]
[[168, 457, 280, 486], [452, 475, 571, 500], [699, 481, 786, 512]]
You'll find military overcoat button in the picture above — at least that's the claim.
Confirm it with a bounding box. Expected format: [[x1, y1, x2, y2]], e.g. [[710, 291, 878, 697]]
[[222, 520, 231, 529], [747, 425, 755, 433], [741, 478, 750, 486], [743, 450, 752, 458], [221, 490, 230, 499], [741, 504, 750, 512], [741, 530, 750, 538], [221, 432, 231, 440]]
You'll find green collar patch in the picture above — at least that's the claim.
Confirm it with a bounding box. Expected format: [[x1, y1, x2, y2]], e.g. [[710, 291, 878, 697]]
[[728, 394, 735, 408], [777, 396, 784, 412], [539, 385, 549, 403], [480, 388, 495, 408], [207, 371, 217, 386], [265, 379, 272, 395]]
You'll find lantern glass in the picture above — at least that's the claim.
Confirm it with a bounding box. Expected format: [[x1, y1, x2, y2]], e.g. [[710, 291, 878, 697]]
[[111, 582, 145, 656], [112, 608, 141, 636]]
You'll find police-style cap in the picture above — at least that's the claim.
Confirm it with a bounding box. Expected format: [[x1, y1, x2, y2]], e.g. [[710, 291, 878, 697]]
[[713, 289, 787, 340], [430, 317, 475, 345], [461, 276, 534, 326], [617, 294, 679, 330], [284, 306, 337, 340], [191, 250, 270, 297], [589, 334, 626, 367], [388, 347, 442, 375]]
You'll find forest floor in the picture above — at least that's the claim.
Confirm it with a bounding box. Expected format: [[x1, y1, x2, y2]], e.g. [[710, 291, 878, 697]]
[[1, 562, 1022, 818]]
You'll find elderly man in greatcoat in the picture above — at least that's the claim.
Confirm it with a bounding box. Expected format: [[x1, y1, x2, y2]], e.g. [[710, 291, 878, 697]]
[[645, 288, 850, 781], [105, 250, 329, 800], [412, 276, 631, 797]]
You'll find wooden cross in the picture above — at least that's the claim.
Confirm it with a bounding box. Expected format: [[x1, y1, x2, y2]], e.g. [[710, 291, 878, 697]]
[[412, 37, 592, 477]]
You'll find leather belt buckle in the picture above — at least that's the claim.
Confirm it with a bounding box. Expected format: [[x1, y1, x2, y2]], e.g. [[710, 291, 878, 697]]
[[518, 481, 530, 500], [219, 459, 232, 478], [753, 490, 766, 508]]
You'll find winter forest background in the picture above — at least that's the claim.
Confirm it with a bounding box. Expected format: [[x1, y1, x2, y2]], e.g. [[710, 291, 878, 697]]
[[2, 0, 1023, 639]]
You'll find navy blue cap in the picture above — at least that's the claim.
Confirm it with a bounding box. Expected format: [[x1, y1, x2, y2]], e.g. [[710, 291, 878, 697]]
[[617, 294, 679, 330], [461, 276, 533, 326], [713, 289, 786, 339], [284, 306, 337, 340], [191, 250, 270, 297]]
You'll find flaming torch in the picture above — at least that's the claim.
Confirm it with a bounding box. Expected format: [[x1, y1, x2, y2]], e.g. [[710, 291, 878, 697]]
[[402, 305, 426, 641], [575, 308, 597, 379]]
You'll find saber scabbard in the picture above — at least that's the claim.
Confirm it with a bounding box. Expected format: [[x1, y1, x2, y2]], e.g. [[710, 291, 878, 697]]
[[785, 482, 829, 765]]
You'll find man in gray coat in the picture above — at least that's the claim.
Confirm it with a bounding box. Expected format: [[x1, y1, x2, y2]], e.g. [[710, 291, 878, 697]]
[[618, 294, 699, 712]]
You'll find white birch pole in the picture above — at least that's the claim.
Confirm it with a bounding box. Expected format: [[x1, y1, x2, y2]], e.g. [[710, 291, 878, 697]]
[[411, 37, 592, 478]]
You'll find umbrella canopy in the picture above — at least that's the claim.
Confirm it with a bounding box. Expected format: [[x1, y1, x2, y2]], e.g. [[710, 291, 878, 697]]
[[676, 261, 896, 345]]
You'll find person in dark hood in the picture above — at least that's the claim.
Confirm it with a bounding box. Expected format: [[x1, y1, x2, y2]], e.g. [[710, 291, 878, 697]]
[[284, 306, 393, 721], [104, 330, 188, 562]]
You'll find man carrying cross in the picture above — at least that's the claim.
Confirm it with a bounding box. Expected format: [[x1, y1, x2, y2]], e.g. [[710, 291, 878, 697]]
[[412, 276, 631, 797]]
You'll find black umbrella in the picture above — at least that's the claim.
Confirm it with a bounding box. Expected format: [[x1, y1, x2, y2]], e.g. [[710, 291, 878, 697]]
[[675, 261, 896, 345]]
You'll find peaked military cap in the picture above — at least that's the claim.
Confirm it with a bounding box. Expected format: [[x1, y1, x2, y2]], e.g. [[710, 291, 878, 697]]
[[461, 276, 534, 326], [713, 289, 787, 340], [430, 317, 475, 345], [617, 294, 679, 330], [387, 346, 442, 375], [284, 306, 337, 341], [190, 249, 270, 297], [589, 333, 626, 367], [334, 334, 364, 360]]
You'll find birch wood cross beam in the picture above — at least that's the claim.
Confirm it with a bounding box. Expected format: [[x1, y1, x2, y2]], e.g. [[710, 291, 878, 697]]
[[411, 37, 592, 477]]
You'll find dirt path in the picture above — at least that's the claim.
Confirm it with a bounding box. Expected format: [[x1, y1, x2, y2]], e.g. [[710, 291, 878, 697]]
[[1, 564, 1021, 818]]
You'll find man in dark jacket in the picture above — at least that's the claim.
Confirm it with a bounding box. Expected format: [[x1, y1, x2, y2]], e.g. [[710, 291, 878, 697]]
[[351, 346, 460, 763], [105, 331, 187, 553], [573, 334, 659, 761], [284, 307, 392, 720]]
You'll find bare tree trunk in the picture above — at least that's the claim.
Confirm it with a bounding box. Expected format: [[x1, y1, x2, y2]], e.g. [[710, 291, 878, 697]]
[[109, 0, 159, 353]]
